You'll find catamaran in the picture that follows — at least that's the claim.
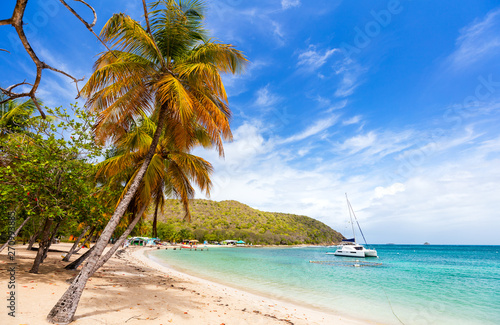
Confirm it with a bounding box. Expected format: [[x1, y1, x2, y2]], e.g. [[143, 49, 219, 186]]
[[328, 194, 378, 258]]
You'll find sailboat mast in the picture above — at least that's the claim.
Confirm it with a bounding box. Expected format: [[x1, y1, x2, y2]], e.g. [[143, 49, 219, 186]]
[[346, 195, 369, 246], [346, 193, 356, 242]]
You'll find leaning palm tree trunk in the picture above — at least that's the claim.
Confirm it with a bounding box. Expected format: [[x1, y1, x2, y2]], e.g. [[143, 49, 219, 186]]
[[91, 204, 147, 275], [73, 226, 95, 254], [47, 105, 168, 324], [63, 226, 91, 262], [64, 245, 95, 270], [0, 215, 31, 253]]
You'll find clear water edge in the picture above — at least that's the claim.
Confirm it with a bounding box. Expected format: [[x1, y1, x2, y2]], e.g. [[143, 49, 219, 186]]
[[147, 245, 500, 325]]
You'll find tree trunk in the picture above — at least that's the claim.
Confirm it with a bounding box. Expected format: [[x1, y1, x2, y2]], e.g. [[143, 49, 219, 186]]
[[91, 205, 147, 275], [74, 226, 95, 254], [47, 104, 169, 324], [42, 221, 61, 262], [152, 200, 159, 238], [63, 225, 90, 262], [29, 217, 53, 274], [64, 245, 95, 270], [0, 215, 31, 253], [27, 231, 38, 250], [26, 218, 44, 250]]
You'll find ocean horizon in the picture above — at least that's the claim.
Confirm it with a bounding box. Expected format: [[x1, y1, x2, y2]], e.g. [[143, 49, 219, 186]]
[[147, 244, 500, 325]]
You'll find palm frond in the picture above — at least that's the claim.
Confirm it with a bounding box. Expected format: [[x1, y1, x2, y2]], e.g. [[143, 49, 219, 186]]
[[100, 13, 162, 65]]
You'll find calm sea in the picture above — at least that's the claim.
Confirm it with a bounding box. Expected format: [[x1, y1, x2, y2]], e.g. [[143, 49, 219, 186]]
[[147, 245, 500, 325]]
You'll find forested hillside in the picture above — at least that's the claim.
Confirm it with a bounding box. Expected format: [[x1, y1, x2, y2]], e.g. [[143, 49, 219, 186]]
[[145, 199, 344, 245]]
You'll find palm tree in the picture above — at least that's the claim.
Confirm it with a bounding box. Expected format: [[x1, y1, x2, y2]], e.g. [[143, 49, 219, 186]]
[[89, 115, 213, 274], [48, 1, 246, 323], [0, 94, 37, 137]]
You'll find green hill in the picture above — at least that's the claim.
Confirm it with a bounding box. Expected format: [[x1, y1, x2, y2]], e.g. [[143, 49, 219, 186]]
[[145, 199, 344, 245]]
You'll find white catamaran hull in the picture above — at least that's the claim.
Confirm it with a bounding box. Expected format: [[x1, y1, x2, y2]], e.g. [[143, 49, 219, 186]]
[[328, 243, 378, 258], [332, 250, 366, 257], [364, 249, 378, 257]]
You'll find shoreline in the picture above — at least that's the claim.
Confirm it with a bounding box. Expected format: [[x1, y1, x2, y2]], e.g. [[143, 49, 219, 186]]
[[0, 243, 373, 324], [133, 246, 373, 325]]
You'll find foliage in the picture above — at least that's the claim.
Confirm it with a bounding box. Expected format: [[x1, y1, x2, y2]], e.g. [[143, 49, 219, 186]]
[[0, 104, 111, 241], [149, 199, 344, 245], [0, 94, 38, 136], [96, 114, 214, 222]]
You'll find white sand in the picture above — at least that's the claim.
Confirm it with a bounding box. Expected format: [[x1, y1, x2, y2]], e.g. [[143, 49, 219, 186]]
[[1, 243, 376, 324]]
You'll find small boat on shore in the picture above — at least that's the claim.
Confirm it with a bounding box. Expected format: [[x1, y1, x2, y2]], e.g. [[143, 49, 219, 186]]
[[328, 194, 377, 258]]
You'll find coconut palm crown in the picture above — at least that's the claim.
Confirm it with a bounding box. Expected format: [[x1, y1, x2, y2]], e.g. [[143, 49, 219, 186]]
[[82, 0, 247, 155]]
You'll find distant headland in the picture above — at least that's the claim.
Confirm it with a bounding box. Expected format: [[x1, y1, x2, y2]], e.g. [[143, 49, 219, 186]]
[[145, 199, 344, 245]]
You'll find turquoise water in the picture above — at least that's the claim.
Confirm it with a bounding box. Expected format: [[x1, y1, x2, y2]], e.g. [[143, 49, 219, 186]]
[[147, 245, 500, 324]]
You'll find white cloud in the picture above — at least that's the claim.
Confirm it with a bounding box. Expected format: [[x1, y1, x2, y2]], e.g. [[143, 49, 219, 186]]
[[222, 59, 269, 97], [334, 59, 366, 97], [297, 45, 339, 71], [329, 129, 416, 170], [339, 131, 377, 153], [206, 4, 288, 47], [342, 115, 362, 126], [193, 117, 500, 244], [255, 85, 280, 107], [281, 0, 300, 10], [395, 126, 479, 162], [327, 100, 348, 112], [365, 156, 500, 244], [280, 115, 338, 144], [447, 8, 500, 69], [271, 21, 285, 46], [374, 183, 405, 199]]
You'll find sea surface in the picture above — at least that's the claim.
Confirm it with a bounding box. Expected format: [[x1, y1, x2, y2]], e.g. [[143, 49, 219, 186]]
[[147, 245, 500, 325]]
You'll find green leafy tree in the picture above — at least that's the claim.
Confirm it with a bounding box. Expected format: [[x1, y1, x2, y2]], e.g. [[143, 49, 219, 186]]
[[0, 104, 109, 272], [157, 222, 175, 241]]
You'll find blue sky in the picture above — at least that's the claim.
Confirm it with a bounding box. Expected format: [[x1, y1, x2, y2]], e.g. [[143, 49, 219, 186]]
[[2, 0, 500, 244]]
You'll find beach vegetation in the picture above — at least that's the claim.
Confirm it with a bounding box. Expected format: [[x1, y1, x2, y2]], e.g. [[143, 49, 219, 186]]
[[47, 1, 246, 323], [0, 103, 112, 272], [149, 199, 344, 245]]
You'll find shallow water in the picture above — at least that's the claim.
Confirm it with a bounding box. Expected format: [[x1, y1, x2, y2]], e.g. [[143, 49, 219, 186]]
[[147, 245, 500, 325]]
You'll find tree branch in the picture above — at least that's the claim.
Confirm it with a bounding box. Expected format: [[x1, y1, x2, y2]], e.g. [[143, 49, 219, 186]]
[[0, 0, 74, 117], [59, 0, 116, 57], [0, 19, 13, 26], [59, 0, 97, 29], [0, 0, 112, 113]]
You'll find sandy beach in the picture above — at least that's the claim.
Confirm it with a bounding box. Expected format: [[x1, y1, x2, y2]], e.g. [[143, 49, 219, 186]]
[[1, 243, 373, 324]]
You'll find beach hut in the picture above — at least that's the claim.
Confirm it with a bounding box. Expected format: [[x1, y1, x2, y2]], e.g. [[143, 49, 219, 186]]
[[129, 237, 148, 246], [222, 240, 237, 245], [236, 240, 246, 246]]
